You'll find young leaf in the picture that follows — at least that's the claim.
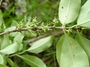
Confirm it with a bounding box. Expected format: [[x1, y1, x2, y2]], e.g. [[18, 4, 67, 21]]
[[0, 54, 4, 64], [59, 0, 81, 25], [17, 55, 46, 67], [76, 32, 90, 60], [27, 36, 54, 54], [0, 42, 19, 54], [56, 34, 89, 67], [1, 35, 11, 49], [77, 0, 90, 28]]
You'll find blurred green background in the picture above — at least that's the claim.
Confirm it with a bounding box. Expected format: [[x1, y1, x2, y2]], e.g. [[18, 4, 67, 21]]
[[0, 0, 59, 27]]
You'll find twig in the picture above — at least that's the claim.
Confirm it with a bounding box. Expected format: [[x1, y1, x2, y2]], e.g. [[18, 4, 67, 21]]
[[0, 28, 28, 36], [24, 31, 63, 45], [0, 26, 64, 36]]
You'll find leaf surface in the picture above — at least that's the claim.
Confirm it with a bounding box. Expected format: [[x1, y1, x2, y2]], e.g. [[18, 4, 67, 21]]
[[56, 35, 65, 64], [0, 10, 4, 32], [56, 34, 89, 67], [76, 32, 90, 60], [14, 32, 24, 51], [0, 42, 19, 54], [6, 58, 19, 67], [17, 55, 46, 67], [27, 36, 54, 54], [14, 32, 24, 44], [1, 35, 11, 49], [5, 26, 18, 37], [77, 0, 90, 28], [59, 0, 81, 24], [0, 54, 4, 64], [0, 10, 3, 26]]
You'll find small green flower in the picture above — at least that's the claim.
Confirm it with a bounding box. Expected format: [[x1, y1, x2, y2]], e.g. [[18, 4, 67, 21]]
[[52, 18, 58, 27]]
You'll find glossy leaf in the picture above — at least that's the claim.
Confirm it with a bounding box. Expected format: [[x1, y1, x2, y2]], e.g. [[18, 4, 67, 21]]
[[17, 55, 46, 67], [27, 36, 54, 54], [59, 0, 81, 25], [0, 54, 4, 64], [77, 0, 90, 28], [0, 42, 19, 54], [56, 34, 89, 67], [76, 32, 90, 60], [1, 35, 11, 49]]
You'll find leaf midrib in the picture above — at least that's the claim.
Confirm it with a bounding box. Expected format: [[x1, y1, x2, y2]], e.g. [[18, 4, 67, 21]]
[[64, 0, 71, 24], [66, 35, 76, 67], [19, 56, 41, 67]]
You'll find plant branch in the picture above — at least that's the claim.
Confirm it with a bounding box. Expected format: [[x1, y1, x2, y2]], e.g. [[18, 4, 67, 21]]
[[0, 26, 65, 36], [0, 28, 28, 36], [25, 31, 63, 45]]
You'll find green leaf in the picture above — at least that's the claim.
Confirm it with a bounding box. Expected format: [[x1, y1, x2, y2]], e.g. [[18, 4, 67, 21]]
[[59, 0, 81, 25], [76, 32, 90, 61], [6, 58, 19, 67], [56, 34, 65, 64], [17, 55, 46, 67], [0, 42, 19, 54], [14, 32, 24, 51], [0, 10, 3, 26], [1, 35, 11, 49], [56, 34, 89, 67], [77, 0, 90, 28], [0, 37, 3, 44], [6, 58, 15, 67], [0, 10, 4, 32], [5, 26, 16, 32], [0, 64, 8, 67], [27, 36, 54, 54], [0, 54, 4, 64], [14, 32, 24, 44], [5, 26, 18, 37]]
